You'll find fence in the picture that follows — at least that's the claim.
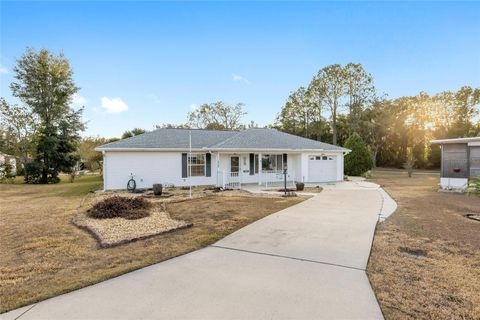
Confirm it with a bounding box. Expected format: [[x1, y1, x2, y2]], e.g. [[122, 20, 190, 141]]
[[217, 169, 296, 190], [262, 170, 295, 189], [218, 170, 241, 189]]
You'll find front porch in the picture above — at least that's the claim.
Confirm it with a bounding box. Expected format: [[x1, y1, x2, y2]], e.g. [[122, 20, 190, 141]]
[[215, 152, 298, 189]]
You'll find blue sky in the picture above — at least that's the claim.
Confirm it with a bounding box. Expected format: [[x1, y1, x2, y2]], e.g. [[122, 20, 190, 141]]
[[1, 1, 479, 138]]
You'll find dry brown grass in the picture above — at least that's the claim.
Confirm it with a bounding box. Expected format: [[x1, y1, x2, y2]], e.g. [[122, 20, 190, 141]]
[[367, 170, 480, 320], [0, 176, 303, 313]]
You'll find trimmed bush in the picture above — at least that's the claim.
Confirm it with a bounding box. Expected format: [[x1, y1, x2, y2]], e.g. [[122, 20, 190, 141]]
[[468, 178, 480, 196], [88, 196, 151, 220], [344, 133, 373, 176]]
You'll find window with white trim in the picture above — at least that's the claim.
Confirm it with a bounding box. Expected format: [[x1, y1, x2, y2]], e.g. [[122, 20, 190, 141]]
[[188, 154, 205, 176], [261, 154, 283, 171]]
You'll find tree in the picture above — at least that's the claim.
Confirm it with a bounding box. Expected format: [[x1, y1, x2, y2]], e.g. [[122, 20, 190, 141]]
[[360, 99, 393, 167], [0, 98, 36, 172], [305, 83, 326, 141], [449, 86, 480, 137], [310, 64, 346, 145], [188, 101, 247, 130], [344, 133, 373, 176], [78, 137, 117, 173], [276, 87, 315, 138], [122, 128, 146, 139], [344, 63, 376, 135], [10, 48, 84, 184], [155, 123, 190, 129]]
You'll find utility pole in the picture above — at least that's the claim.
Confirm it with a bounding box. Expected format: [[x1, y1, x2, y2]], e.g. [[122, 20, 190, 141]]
[[189, 129, 192, 198]]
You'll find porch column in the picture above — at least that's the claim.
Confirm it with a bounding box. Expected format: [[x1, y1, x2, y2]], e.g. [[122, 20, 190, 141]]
[[258, 153, 262, 185], [216, 153, 220, 187]]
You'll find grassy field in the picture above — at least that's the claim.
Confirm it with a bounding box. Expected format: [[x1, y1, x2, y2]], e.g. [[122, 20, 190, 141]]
[[367, 170, 480, 320], [0, 176, 303, 313]]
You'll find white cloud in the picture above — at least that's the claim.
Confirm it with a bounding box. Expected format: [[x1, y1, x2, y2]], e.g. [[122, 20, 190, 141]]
[[0, 65, 7, 74], [190, 103, 198, 110], [146, 93, 161, 104], [232, 74, 250, 84], [100, 97, 128, 113], [71, 93, 87, 108]]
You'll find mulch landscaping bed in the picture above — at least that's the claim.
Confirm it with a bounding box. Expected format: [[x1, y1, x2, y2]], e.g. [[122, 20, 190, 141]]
[[73, 203, 192, 247]]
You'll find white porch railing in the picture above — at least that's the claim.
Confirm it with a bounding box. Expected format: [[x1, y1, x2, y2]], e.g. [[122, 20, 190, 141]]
[[217, 169, 296, 190], [218, 170, 242, 189], [262, 170, 295, 189]]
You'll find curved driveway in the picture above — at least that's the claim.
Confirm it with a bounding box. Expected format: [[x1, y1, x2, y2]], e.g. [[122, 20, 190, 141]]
[[3, 182, 388, 320]]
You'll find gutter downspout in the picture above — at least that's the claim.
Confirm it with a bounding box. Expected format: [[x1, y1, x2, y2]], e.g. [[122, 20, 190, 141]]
[[102, 151, 107, 191]]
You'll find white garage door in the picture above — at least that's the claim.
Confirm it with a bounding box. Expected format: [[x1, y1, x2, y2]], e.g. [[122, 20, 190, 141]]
[[308, 155, 337, 182]]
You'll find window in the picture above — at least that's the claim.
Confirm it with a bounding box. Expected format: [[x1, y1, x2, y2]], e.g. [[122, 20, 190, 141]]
[[188, 154, 205, 176], [231, 156, 239, 173], [262, 154, 283, 171], [254, 154, 259, 174], [316, 156, 321, 160], [322, 156, 328, 160]]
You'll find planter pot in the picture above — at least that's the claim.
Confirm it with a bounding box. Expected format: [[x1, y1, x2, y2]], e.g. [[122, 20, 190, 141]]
[[296, 182, 305, 191], [153, 184, 163, 196]]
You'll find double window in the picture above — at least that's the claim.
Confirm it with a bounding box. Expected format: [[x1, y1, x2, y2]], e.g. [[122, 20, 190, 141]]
[[262, 154, 284, 171], [188, 154, 205, 176]]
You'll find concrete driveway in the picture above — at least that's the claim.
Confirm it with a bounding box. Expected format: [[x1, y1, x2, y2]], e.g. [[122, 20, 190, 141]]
[[2, 184, 390, 320]]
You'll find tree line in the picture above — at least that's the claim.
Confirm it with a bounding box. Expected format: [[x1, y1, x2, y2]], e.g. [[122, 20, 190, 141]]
[[275, 64, 479, 168], [1, 48, 479, 183]]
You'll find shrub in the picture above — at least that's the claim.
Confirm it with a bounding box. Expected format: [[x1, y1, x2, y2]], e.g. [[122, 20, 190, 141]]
[[468, 178, 480, 196], [0, 161, 15, 183], [24, 161, 60, 184], [343, 133, 373, 176], [24, 161, 43, 184], [88, 196, 151, 220]]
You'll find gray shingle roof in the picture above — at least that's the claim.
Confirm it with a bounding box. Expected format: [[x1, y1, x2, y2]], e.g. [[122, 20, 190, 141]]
[[96, 128, 348, 152], [97, 129, 238, 150], [211, 128, 348, 151]]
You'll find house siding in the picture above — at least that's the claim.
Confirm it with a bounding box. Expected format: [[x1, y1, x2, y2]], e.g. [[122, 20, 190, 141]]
[[441, 144, 469, 178], [103, 150, 346, 190], [104, 151, 217, 190]]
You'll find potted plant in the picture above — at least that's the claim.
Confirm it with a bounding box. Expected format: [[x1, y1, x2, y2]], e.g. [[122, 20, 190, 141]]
[[295, 182, 304, 191], [153, 184, 163, 196]]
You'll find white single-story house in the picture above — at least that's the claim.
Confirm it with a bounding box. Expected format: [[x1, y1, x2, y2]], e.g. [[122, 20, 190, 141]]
[[431, 137, 480, 191], [96, 128, 350, 190]]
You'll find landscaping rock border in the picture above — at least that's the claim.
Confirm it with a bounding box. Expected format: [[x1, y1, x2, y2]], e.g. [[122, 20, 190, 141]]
[[72, 194, 192, 248]]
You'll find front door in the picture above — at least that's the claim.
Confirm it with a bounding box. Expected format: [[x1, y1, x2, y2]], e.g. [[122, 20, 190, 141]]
[[230, 156, 240, 174]]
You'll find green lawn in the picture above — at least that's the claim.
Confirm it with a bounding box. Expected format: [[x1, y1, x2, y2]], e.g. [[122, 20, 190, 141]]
[[7, 174, 103, 196]]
